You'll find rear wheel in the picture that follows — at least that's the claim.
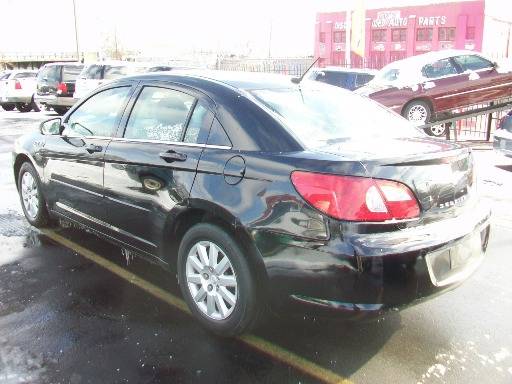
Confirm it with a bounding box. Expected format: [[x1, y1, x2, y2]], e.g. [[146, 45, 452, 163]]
[[31, 95, 42, 112], [17, 162, 51, 228], [16, 102, 32, 113], [1, 103, 15, 111], [53, 106, 68, 115], [177, 223, 260, 336]]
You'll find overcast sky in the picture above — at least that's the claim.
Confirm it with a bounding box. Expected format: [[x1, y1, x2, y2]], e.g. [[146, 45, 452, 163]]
[[1, 0, 510, 58]]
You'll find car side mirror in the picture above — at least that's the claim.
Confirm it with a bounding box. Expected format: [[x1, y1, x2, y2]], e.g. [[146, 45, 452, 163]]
[[39, 118, 62, 135], [492, 61, 499, 69]]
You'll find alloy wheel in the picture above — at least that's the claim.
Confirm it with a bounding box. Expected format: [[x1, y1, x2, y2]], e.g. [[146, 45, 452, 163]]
[[21, 172, 39, 219], [430, 124, 446, 136], [185, 241, 238, 320], [407, 105, 428, 125]]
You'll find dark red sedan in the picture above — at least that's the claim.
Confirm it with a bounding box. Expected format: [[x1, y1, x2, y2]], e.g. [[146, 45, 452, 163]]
[[356, 50, 512, 136]]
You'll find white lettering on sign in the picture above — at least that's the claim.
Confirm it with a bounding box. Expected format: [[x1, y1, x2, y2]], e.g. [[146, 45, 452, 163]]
[[334, 21, 347, 30], [418, 15, 447, 26], [372, 10, 408, 28]]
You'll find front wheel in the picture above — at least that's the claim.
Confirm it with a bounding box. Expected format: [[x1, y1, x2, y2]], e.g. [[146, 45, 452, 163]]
[[18, 162, 51, 228], [403, 100, 431, 126], [16, 102, 33, 113], [177, 223, 261, 336]]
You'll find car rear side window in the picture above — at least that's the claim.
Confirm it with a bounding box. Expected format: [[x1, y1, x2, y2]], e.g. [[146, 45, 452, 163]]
[[13, 72, 36, 79], [124, 86, 194, 142], [84, 65, 102, 79], [317, 71, 350, 88], [183, 101, 213, 144], [0, 73, 10, 80], [355, 74, 374, 88], [38, 66, 59, 82], [65, 86, 131, 137], [453, 55, 493, 71], [62, 65, 83, 82], [421, 58, 458, 79], [207, 118, 232, 147]]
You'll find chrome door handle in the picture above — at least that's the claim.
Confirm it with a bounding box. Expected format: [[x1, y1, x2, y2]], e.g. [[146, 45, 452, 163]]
[[159, 150, 187, 162], [85, 143, 103, 153]]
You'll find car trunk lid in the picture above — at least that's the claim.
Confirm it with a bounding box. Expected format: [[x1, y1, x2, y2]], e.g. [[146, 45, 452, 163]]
[[315, 137, 474, 217]]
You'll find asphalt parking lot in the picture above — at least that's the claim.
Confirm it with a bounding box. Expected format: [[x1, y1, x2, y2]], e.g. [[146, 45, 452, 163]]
[[1, 109, 512, 384]]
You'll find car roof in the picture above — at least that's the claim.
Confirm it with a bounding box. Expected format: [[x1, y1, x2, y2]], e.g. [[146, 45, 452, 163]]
[[42, 62, 83, 67], [384, 49, 485, 69], [316, 67, 378, 75], [122, 69, 298, 91]]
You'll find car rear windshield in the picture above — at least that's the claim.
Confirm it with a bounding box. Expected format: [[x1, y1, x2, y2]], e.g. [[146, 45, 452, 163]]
[[13, 72, 36, 79], [83, 65, 103, 79], [62, 65, 84, 82], [250, 84, 421, 148], [37, 66, 60, 82]]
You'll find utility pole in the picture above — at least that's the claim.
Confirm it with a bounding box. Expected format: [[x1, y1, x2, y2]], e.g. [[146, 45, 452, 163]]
[[72, 0, 80, 61], [268, 19, 273, 58], [345, 5, 352, 67]]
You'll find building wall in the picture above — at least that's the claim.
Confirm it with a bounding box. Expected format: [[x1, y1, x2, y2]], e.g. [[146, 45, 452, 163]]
[[315, 0, 485, 68]]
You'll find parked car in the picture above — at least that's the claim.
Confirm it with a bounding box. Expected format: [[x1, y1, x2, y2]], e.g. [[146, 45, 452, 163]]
[[0, 70, 38, 112], [13, 71, 490, 336], [308, 67, 376, 91], [74, 61, 173, 100], [356, 50, 512, 136], [493, 110, 512, 157], [35, 62, 84, 115]]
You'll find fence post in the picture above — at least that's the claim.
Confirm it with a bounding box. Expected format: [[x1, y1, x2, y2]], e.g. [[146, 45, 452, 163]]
[[485, 101, 494, 142]]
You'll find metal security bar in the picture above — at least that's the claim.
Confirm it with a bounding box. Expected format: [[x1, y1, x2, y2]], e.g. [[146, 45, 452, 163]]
[[419, 99, 512, 142]]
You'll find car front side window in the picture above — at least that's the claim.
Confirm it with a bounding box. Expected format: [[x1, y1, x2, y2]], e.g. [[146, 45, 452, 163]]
[[64, 86, 131, 137], [421, 58, 459, 79], [124, 86, 195, 142]]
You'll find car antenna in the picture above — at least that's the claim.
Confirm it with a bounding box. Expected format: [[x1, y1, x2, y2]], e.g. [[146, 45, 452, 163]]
[[291, 57, 320, 84]]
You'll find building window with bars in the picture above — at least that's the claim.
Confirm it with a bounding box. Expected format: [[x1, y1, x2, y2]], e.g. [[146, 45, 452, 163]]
[[333, 31, 346, 43], [466, 26, 476, 40], [439, 27, 456, 41], [372, 29, 387, 42], [391, 28, 407, 42], [416, 28, 433, 41]]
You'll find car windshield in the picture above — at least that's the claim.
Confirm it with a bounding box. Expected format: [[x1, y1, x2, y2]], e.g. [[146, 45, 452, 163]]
[[250, 83, 421, 148]]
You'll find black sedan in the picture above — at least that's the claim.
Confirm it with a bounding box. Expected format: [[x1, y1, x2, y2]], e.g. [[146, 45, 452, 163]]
[[13, 71, 491, 336]]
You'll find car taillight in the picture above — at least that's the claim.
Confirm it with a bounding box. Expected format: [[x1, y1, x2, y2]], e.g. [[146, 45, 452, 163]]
[[291, 171, 420, 222], [57, 82, 67, 94], [14, 80, 22, 90]]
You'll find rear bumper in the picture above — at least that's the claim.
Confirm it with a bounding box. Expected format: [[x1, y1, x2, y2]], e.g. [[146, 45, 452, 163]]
[[1, 95, 32, 104], [260, 202, 491, 319], [35, 94, 77, 108]]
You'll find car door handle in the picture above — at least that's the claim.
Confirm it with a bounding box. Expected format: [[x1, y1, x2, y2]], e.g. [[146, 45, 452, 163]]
[[85, 143, 103, 153], [159, 150, 187, 162]]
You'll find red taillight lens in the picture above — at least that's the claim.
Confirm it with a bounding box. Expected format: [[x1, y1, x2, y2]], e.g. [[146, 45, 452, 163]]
[[291, 171, 420, 222], [14, 80, 22, 90], [57, 82, 67, 94]]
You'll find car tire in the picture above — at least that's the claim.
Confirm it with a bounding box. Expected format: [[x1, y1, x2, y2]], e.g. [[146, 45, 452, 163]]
[[1, 104, 15, 111], [18, 162, 51, 228], [403, 100, 432, 126], [424, 123, 448, 137], [31, 95, 42, 112], [16, 103, 33, 113], [177, 223, 261, 336], [53, 107, 68, 115]]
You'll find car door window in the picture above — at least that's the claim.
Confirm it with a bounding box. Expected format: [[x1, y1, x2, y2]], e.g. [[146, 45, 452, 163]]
[[355, 74, 374, 88], [124, 86, 194, 142], [183, 101, 213, 144], [421, 59, 458, 79], [14, 72, 36, 79], [65, 86, 131, 137], [453, 55, 493, 72], [62, 65, 83, 82]]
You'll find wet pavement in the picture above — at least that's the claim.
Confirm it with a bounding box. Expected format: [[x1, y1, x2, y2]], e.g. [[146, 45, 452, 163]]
[[1, 109, 512, 383]]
